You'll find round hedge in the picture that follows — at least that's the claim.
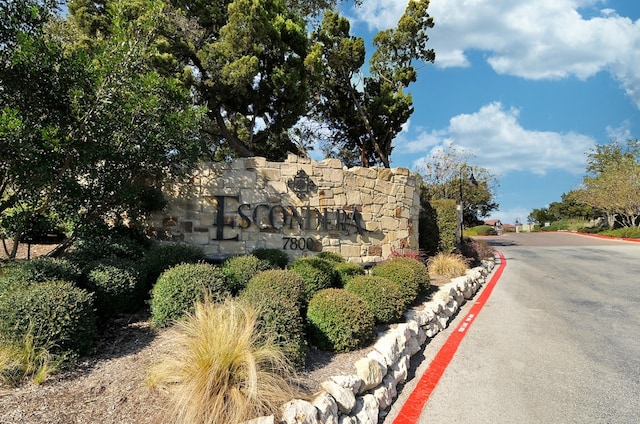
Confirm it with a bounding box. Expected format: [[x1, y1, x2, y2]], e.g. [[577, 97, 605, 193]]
[[306, 288, 375, 353], [84, 262, 144, 317], [0, 257, 81, 293], [333, 262, 365, 287], [242, 270, 305, 311], [239, 270, 308, 368], [0, 280, 97, 357], [345, 275, 405, 324], [251, 248, 289, 269], [142, 243, 205, 288], [371, 257, 430, 307], [150, 263, 229, 328], [221, 255, 272, 294], [315, 251, 346, 263], [288, 258, 336, 303]]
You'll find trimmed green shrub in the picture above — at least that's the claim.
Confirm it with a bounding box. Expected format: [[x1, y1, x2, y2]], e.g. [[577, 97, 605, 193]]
[[251, 248, 289, 269], [240, 270, 308, 368], [142, 243, 205, 288], [288, 257, 336, 303], [333, 262, 365, 287], [371, 257, 429, 307], [0, 257, 81, 293], [471, 225, 498, 236], [221, 255, 272, 294], [344, 276, 404, 324], [315, 252, 346, 263], [601, 227, 640, 239], [306, 288, 374, 353], [419, 198, 457, 255], [84, 262, 144, 317], [0, 280, 97, 357], [150, 263, 229, 328], [242, 270, 305, 310]]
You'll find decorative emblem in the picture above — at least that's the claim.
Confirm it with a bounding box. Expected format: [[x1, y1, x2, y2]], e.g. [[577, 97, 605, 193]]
[[287, 169, 317, 199]]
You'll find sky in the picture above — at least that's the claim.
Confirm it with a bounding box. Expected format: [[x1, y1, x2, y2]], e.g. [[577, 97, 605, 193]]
[[329, 0, 640, 225]]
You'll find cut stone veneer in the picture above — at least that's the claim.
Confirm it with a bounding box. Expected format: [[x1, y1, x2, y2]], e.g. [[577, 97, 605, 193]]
[[147, 154, 421, 263], [247, 258, 496, 424]]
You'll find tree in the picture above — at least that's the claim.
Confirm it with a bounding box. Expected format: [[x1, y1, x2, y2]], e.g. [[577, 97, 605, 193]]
[[69, 0, 332, 161], [310, 1, 435, 167], [1, 0, 206, 258], [416, 143, 499, 227], [576, 140, 640, 228]]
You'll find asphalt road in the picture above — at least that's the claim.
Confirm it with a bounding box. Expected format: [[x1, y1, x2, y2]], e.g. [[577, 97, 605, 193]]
[[384, 232, 640, 424]]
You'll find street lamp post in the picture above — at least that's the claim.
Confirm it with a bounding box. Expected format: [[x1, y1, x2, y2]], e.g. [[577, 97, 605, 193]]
[[457, 166, 478, 247]]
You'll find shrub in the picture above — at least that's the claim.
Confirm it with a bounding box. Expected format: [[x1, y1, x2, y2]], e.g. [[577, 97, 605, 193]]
[[306, 288, 375, 353], [0, 257, 81, 293], [240, 270, 308, 368], [84, 261, 144, 317], [315, 251, 346, 263], [371, 257, 429, 307], [67, 223, 149, 268], [150, 263, 230, 328], [460, 237, 495, 266], [148, 298, 305, 424], [472, 225, 498, 236], [142, 243, 205, 288], [251, 248, 289, 269], [601, 227, 640, 239], [242, 270, 305, 310], [428, 253, 469, 278], [344, 276, 404, 324], [0, 280, 97, 358], [420, 199, 457, 255], [288, 257, 336, 303], [333, 262, 365, 287], [221, 255, 272, 294]]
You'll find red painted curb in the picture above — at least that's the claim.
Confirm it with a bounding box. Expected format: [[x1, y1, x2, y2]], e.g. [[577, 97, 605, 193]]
[[392, 251, 507, 424], [574, 232, 640, 242]]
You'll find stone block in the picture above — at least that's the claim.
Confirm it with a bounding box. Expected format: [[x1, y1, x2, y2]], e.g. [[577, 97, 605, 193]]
[[321, 380, 355, 414]]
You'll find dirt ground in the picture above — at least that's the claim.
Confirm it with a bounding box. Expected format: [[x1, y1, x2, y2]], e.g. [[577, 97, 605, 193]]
[[0, 242, 448, 424]]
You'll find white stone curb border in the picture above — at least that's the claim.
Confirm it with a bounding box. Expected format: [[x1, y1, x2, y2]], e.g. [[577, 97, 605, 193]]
[[246, 257, 497, 424]]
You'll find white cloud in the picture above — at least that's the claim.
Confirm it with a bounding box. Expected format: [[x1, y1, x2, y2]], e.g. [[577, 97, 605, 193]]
[[401, 102, 595, 176], [350, 0, 640, 108]]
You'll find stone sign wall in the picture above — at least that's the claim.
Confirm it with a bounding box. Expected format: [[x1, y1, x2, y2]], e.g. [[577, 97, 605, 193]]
[[147, 154, 421, 264]]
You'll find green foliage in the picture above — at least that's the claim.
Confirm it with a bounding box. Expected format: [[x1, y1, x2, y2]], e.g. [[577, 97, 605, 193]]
[[344, 276, 404, 324], [420, 198, 457, 255], [288, 256, 337, 302], [0, 257, 81, 293], [0, 280, 97, 357], [371, 257, 429, 307], [315, 251, 346, 263], [251, 248, 289, 269], [600, 227, 640, 239], [240, 270, 308, 368], [141, 243, 205, 288], [459, 238, 495, 266], [241, 270, 306, 311], [333, 262, 365, 287], [221, 255, 272, 294], [150, 263, 230, 328], [306, 288, 374, 353], [470, 225, 498, 236], [84, 261, 144, 318], [67, 224, 149, 268]]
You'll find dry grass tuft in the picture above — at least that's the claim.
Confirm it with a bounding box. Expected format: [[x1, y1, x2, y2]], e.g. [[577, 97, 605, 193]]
[[148, 298, 307, 424], [0, 327, 60, 388], [428, 252, 469, 278]]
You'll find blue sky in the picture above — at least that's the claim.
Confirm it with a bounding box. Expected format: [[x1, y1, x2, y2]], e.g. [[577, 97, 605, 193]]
[[330, 0, 640, 225]]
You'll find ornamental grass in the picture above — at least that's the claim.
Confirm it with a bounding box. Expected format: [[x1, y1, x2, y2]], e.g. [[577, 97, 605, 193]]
[[147, 298, 306, 424]]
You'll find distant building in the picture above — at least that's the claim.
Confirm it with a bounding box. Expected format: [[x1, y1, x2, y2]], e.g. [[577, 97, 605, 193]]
[[484, 219, 503, 233]]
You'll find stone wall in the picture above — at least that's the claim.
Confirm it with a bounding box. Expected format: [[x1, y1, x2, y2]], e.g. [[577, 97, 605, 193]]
[[147, 154, 421, 264]]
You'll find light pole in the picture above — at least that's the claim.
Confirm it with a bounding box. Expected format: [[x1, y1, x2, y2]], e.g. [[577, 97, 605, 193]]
[[457, 166, 478, 247]]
